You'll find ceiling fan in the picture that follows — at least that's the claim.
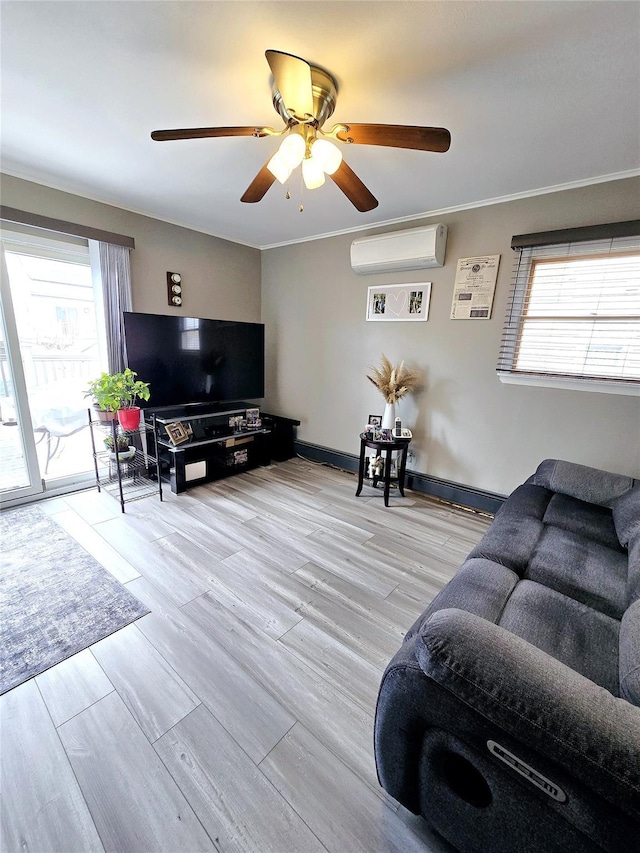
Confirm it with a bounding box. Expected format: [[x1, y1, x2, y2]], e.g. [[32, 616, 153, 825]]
[[151, 50, 451, 213]]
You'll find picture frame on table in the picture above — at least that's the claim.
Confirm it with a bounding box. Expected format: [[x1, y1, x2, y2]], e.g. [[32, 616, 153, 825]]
[[368, 414, 382, 427]]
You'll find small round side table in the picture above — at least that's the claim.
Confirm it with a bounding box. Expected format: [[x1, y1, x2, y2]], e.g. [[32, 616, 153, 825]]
[[355, 432, 411, 507]]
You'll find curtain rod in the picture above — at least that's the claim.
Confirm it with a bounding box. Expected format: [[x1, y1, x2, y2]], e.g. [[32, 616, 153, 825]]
[[0, 206, 135, 249], [511, 219, 640, 250]]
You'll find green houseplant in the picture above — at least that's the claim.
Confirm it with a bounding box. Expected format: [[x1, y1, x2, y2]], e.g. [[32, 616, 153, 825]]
[[85, 368, 150, 429], [104, 433, 130, 452], [85, 372, 122, 420], [103, 433, 135, 461]]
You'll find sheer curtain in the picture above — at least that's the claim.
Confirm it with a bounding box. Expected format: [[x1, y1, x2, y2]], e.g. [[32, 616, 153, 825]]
[[93, 241, 133, 372]]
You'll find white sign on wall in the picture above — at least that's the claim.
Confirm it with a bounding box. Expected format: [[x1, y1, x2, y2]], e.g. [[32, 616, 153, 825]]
[[450, 255, 501, 319]]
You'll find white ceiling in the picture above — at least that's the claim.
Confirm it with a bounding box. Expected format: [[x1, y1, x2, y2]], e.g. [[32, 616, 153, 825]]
[[2, 1, 639, 249]]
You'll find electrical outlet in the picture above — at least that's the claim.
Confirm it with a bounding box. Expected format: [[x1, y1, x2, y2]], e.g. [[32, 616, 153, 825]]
[[407, 449, 415, 464]]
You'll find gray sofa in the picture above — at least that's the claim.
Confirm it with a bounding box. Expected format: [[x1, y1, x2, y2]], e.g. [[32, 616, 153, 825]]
[[375, 459, 640, 853]]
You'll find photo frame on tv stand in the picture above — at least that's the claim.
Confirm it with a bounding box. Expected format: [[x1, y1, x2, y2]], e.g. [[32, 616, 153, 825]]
[[165, 421, 191, 445]]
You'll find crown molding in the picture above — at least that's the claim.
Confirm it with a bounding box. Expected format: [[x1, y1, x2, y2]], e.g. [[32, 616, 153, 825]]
[[261, 169, 640, 250], [0, 167, 262, 250], [3, 166, 638, 252]]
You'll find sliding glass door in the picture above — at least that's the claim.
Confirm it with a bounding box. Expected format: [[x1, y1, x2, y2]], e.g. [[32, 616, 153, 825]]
[[0, 252, 42, 500], [0, 230, 107, 504]]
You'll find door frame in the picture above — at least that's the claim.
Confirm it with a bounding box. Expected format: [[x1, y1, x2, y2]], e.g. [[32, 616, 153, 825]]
[[0, 245, 43, 502]]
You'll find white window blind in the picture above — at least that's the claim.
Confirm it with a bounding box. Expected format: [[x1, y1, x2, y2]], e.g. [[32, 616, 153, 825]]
[[498, 226, 640, 393]]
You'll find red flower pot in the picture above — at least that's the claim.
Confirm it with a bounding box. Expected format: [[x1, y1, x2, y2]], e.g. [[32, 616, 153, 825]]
[[117, 407, 141, 431]]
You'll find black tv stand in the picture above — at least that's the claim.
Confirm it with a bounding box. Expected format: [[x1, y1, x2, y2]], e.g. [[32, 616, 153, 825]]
[[146, 401, 256, 419], [144, 402, 299, 494]]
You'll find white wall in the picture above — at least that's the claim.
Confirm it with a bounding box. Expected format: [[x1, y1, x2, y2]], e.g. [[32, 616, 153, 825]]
[[261, 177, 640, 496], [1, 174, 261, 323]]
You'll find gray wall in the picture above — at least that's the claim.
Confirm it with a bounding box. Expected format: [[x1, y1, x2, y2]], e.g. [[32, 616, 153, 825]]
[[1, 174, 261, 323], [262, 177, 640, 496], [4, 172, 638, 497]]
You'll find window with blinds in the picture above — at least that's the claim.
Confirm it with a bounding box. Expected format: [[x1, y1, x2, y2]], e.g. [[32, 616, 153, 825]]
[[497, 224, 640, 394]]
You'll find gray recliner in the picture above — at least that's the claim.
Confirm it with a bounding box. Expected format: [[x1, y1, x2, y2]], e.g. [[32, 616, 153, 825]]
[[374, 459, 640, 853]]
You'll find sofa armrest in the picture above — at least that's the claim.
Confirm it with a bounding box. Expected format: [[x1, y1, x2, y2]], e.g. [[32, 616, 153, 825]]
[[416, 608, 640, 817], [530, 458, 636, 507]]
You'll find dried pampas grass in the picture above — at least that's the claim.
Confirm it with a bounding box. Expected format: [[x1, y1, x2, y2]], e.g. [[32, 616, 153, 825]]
[[367, 354, 421, 404]]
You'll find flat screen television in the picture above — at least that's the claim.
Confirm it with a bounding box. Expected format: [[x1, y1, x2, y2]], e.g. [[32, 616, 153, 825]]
[[123, 311, 264, 410]]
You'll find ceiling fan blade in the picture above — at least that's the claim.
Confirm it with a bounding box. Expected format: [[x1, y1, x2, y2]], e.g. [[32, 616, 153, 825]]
[[335, 124, 451, 152], [151, 126, 267, 142], [329, 161, 378, 212], [265, 50, 314, 121], [241, 163, 277, 204]]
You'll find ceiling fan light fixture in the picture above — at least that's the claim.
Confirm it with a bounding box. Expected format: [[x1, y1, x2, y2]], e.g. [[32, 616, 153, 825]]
[[267, 151, 294, 184], [152, 50, 450, 212], [278, 132, 305, 168], [310, 138, 343, 175], [302, 157, 325, 190]]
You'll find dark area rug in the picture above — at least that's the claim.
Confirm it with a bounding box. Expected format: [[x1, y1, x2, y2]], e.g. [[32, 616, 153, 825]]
[[1, 503, 149, 694]]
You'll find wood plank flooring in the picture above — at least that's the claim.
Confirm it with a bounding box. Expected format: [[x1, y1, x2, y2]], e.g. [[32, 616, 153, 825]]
[[0, 458, 491, 853]]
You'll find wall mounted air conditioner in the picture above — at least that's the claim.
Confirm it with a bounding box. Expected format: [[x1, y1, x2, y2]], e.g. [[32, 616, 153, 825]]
[[350, 224, 448, 275]]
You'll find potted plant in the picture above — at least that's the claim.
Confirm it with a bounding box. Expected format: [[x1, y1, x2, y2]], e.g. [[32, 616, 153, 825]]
[[85, 368, 150, 430], [103, 433, 136, 461], [367, 355, 421, 428], [112, 368, 151, 430], [85, 372, 121, 422]]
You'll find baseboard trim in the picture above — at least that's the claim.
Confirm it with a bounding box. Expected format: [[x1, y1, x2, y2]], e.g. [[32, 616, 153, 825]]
[[294, 440, 505, 514]]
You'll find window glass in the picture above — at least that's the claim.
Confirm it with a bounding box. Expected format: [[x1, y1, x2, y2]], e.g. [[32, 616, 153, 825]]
[[498, 235, 640, 393]]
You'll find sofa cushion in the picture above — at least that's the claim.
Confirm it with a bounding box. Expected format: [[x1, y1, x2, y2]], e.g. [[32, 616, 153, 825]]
[[403, 558, 520, 643], [525, 526, 628, 620], [620, 600, 640, 706], [543, 492, 623, 552], [612, 486, 640, 548], [531, 459, 635, 507], [495, 482, 552, 520], [468, 512, 544, 575], [498, 580, 620, 696]]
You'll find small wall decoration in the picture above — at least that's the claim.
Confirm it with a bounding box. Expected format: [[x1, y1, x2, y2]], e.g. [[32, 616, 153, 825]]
[[366, 283, 431, 322], [167, 272, 183, 307], [450, 255, 500, 319]]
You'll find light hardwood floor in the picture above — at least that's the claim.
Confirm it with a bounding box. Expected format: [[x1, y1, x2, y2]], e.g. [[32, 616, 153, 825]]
[[1, 458, 492, 853]]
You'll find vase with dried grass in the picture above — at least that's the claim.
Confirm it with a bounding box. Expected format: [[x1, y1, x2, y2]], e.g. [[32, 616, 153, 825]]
[[366, 355, 421, 428]]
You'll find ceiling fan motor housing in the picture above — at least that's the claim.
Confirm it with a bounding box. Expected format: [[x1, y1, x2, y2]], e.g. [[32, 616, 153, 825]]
[[272, 64, 338, 128]]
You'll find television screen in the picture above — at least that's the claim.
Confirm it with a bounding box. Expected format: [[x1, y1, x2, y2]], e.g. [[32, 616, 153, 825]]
[[123, 312, 264, 409]]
